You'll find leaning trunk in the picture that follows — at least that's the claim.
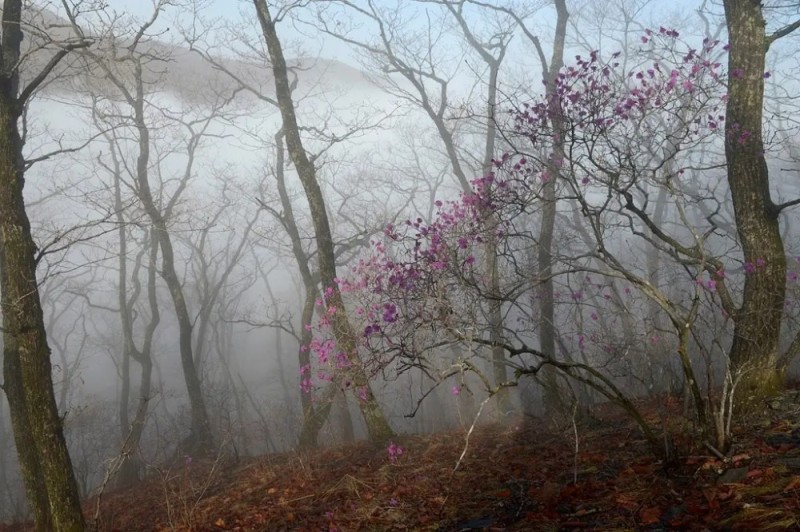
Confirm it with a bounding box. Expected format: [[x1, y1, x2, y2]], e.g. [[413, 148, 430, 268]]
[[255, 0, 394, 442]]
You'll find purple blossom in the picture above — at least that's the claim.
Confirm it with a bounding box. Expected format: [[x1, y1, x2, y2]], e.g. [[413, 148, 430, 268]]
[[382, 302, 398, 323], [357, 387, 368, 401], [387, 442, 404, 464]]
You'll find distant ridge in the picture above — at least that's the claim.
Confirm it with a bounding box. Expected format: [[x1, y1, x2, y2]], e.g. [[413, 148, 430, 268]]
[[9, 5, 376, 105]]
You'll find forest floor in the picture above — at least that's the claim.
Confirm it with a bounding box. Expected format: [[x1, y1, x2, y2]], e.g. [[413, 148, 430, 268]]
[[5, 389, 800, 531]]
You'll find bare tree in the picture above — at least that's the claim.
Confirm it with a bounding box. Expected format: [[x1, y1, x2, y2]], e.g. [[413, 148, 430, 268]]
[[64, 3, 246, 452], [253, 0, 394, 442]]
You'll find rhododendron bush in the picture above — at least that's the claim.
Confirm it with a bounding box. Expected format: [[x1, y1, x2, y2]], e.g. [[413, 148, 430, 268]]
[[303, 173, 525, 398], [301, 30, 794, 451]]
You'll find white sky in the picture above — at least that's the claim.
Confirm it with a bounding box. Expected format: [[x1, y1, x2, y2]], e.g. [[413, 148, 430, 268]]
[[95, 0, 719, 67]]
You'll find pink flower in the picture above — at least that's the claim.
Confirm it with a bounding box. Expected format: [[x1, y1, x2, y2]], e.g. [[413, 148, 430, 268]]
[[387, 442, 404, 464], [357, 387, 368, 401]]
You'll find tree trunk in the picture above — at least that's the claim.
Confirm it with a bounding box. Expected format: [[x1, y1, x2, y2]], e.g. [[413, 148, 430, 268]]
[[723, 0, 787, 406], [0, 10, 85, 526], [270, 131, 329, 448], [482, 63, 510, 412], [2, 329, 53, 531], [255, 0, 394, 443], [538, 0, 569, 413], [297, 289, 323, 448], [111, 140, 159, 487], [115, 230, 159, 487], [128, 83, 213, 453]]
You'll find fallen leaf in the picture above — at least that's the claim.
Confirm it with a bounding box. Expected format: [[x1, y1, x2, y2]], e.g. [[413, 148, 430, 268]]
[[639, 506, 661, 526], [746, 469, 763, 479], [615, 495, 639, 512], [783, 476, 800, 492]]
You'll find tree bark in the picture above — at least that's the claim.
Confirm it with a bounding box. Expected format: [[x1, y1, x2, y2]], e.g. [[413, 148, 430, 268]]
[[537, 0, 568, 412], [723, 0, 788, 404], [1, 3, 86, 529], [254, 0, 394, 443]]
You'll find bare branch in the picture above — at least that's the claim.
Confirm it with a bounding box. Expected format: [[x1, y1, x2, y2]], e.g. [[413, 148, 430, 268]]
[[767, 18, 800, 49]]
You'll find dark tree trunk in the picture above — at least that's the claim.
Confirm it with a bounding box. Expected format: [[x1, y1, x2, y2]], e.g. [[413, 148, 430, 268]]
[[723, 0, 788, 404], [1, 326, 53, 532], [127, 74, 213, 453], [0, 5, 85, 528]]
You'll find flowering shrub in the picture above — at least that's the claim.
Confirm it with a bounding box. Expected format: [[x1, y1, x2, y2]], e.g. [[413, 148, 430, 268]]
[[301, 172, 521, 396], [300, 29, 739, 418]]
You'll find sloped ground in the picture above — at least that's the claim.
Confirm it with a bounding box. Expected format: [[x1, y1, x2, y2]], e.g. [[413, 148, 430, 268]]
[[4, 392, 800, 531]]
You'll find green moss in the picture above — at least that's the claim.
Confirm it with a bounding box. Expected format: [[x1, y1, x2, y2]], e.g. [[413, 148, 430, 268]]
[[734, 367, 786, 414]]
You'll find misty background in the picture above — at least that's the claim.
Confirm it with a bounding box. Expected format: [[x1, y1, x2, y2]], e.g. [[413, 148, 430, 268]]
[[1, 0, 800, 523]]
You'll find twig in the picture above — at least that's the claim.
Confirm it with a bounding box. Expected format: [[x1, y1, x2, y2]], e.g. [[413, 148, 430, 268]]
[[453, 395, 492, 472], [704, 441, 726, 461], [572, 401, 579, 485], [92, 397, 150, 526]]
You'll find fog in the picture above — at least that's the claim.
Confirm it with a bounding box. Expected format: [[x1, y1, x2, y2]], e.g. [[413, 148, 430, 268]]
[[2, 0, 800, 525]]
